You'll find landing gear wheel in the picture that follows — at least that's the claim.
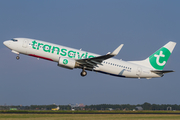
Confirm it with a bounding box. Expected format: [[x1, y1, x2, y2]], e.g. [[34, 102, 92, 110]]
[[16, 56, 20, 60], [81, 71, 87, 77]]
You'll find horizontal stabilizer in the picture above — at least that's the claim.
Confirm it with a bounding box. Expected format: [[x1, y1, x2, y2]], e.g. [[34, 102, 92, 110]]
[[151, 70, 174, 74]]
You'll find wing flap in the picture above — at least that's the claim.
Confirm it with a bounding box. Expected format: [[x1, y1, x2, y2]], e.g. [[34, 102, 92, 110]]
[[76, 44, 124, 69]]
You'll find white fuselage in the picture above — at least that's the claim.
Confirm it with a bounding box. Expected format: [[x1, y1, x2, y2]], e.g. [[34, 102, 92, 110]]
[[3, 38, 162, 78]]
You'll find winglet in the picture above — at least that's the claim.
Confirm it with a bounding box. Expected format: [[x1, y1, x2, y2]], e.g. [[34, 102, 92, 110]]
[[110, 44, 124, 56]]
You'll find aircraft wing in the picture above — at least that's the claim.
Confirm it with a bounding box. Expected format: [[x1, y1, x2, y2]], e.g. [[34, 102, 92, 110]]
[[76, 44, 124, 70]]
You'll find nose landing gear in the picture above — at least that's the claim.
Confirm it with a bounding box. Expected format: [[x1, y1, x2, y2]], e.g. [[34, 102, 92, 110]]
[[11, 50, 20, 60], [16, 56, 20, 60]]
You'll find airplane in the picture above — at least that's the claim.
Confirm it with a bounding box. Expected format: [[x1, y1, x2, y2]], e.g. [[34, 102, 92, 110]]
[[3, 38, 176, 79], [52, 107, 60, 111]]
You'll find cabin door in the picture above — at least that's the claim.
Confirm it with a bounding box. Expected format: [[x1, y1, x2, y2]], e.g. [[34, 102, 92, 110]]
[[22, 39, 28, 48], [136, 67, 142, 77]]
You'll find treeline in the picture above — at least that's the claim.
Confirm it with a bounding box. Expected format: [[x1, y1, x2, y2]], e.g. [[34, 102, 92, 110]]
[[85, 102, 180, 110], [0, 102, 180, 110], [0, 104, 71, 110]]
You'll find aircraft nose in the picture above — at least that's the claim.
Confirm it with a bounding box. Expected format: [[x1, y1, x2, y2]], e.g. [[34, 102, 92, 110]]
[[3, 41, 8, 46], [3, 40, 11, 47]]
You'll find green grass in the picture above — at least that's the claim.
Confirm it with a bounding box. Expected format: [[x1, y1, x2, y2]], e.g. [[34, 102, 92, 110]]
[[1, 110, 180, 120], [0, 114, 180, 120], [1, 110, 180, 114]]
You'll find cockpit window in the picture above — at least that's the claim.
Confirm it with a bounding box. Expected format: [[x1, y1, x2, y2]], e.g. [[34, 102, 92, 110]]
[[11, 39, 18, 42]]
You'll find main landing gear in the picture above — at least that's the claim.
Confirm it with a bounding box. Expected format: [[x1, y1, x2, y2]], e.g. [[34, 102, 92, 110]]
[[81, 68, 87, 77], [16, 56, 20, 60]]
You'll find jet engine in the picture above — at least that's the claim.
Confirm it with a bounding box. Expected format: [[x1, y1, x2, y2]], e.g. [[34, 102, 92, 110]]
[[58, 57, 76, 69]]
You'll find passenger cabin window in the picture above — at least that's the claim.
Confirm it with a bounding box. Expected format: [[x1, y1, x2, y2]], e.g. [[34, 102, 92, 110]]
[[11, 39, 18, 42]]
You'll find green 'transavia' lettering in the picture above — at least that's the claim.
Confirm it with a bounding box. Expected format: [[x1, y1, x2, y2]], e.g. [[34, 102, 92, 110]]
[[43, 44, 51, 53], [52, 46, 60, 55], [60, 48, 67, 56], [31, 40, 95, 59], [32, 40, 37, 49], [68, 50, 76, 58], [77, 52, 85, 59], [37, 43, 44, 50]]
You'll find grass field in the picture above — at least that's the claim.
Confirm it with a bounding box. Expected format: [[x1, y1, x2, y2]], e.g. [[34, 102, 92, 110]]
[[1, 110, 180, 114], [0, 114, 180, 120]]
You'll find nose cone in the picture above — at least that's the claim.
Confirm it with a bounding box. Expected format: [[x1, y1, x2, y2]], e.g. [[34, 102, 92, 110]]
[[3, 41, 8, 46], [3, 40, 11, 48]]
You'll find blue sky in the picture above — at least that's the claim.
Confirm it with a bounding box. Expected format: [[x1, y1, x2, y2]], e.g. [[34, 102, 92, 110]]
[[0, 0, 179, 105]]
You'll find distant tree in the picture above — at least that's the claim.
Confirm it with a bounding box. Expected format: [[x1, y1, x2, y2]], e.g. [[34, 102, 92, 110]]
[[142, 102, 152, 110]]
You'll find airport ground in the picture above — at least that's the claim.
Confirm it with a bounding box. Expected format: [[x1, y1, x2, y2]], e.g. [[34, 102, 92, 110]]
[[0, 114, 180, 120]]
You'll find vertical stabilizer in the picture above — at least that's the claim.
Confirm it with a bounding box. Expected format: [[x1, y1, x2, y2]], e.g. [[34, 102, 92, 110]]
[[129, 41, 176, 70]]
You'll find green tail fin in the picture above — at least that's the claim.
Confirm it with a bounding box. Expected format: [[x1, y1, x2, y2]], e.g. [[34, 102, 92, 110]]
[[149, 41, 176, 70]]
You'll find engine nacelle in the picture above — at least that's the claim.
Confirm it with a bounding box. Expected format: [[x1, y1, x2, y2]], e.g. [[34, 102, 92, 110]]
[[58, 57, 76, 69]]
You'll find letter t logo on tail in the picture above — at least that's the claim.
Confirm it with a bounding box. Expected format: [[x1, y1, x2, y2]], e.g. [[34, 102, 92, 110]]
[[154, 51, 166, 66]]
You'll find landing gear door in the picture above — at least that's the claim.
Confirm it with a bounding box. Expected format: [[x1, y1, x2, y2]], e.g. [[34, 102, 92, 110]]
[[22, 39, 29, 48]]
